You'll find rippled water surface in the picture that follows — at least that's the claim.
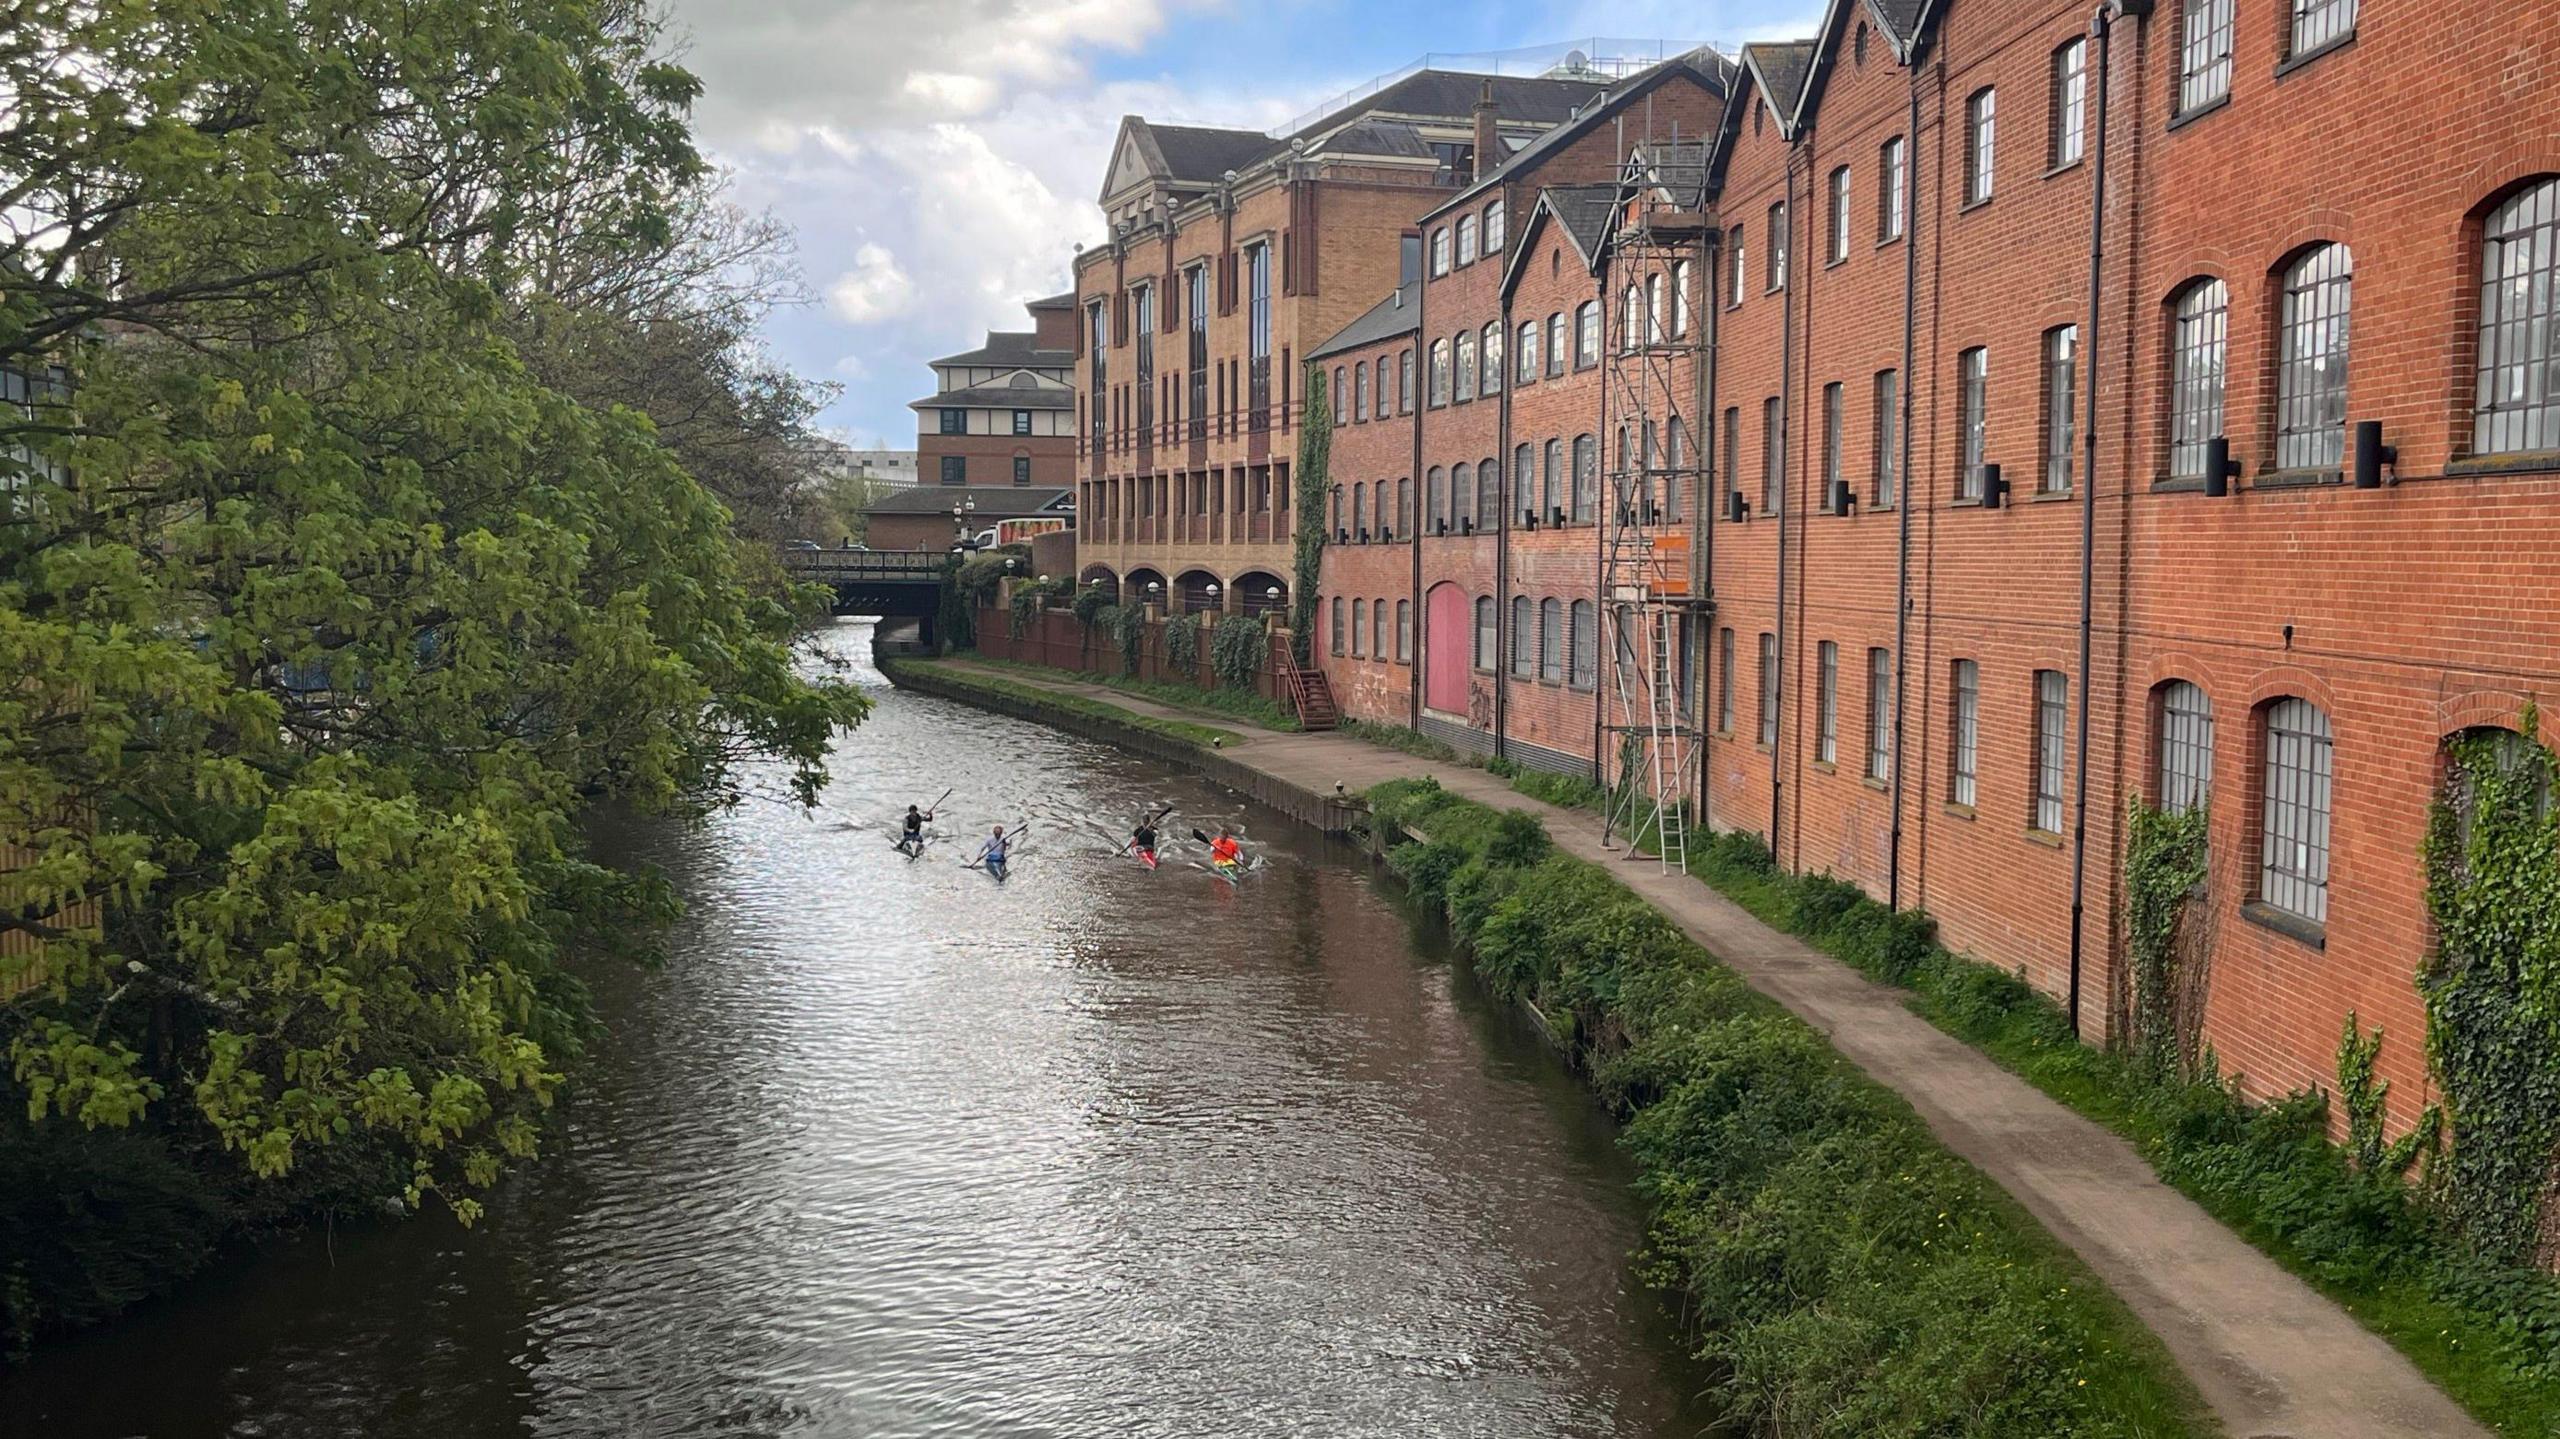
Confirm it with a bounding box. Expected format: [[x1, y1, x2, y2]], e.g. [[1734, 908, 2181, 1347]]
[[7, 621, 1716, 1438]]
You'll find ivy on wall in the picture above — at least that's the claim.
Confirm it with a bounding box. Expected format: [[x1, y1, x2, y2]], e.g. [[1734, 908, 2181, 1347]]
[[1007, 576, 1066, 638], [1162, 612, 1200, 675], [1210, 613, 1264, 691], [2421, 713, 2560, 1266], [1288, 359, 1329, 665], [2122, 800, 2211, 1080]]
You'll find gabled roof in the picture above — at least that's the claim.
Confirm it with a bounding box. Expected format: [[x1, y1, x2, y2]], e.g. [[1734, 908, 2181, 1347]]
[[1423, 49, 1734, 222], [1025, 291, 1077, 312], [930, 332, 1074, 370], [1741, 41, 1818, 140], [1501, 184, 1620, 298], [1309, 280, 1420, 361], [1150, 123, 1279, 182], [862, 486, 1075, 516], [1862, 0, 1935, 59]]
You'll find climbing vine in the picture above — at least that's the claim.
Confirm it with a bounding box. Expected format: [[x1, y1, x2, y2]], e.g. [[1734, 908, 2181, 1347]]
[[2337, 1012, 2434, 1178], [2421, 712, 2560, 1266], [1105, 603, 1145, 672], [1008, 576, 1066, 638], [1210, 613, 1265, 691], [2121, 799, 2211, 1079], [1072, 584, 1113, 631], [1288, 358, 1329, 664], [1162, 612, 1201, 676]]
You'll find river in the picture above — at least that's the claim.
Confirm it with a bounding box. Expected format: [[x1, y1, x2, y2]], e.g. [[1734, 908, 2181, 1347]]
[[4, 620, 1717, 1438]]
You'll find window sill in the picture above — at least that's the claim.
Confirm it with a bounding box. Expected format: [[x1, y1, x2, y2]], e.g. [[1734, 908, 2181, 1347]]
[[2151, 474, 2207, 494], [1862, 775, 1890, 792], [1812, 759, 1838, 775], [2274, 28, 2355, 80], [2240, 899, 2327, 950], [2042, 157, 2086, 181], [2254, 466, 2342, 491], [1944, 801, 1976, 821], [1950, 496, 1985, 509], [1959, 195, 1993, 214], [1875, 233, 1905, 251], [1756, 742, 1776, 755], [2165, 93, 2231, 133], [2448, 450, 2560, 478], [2026, 827, 2064, 849], [2032, 486, 2076, 502], [1825, 255, 1850, 271]]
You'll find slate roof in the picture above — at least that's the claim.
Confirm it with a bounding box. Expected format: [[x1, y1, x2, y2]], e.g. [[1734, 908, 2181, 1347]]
[[1347, 69, 1610, 129], [1309, 281, 1420, 361], [1025, 291, 1078, 312], [1743, 41, 1818, 126], [1863, 0, 1931, 53], [1547, 185, 1621, 264], [1151, 123, 1278, 182], [1425, 50, 1732, 219], [930, 332, 1074, 370], [862, 486, 1075, 516], [908, 384, 1074, 412]]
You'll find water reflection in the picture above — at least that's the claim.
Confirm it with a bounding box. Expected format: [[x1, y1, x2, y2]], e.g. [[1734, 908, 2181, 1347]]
[[5, 620, 1713, 1438]]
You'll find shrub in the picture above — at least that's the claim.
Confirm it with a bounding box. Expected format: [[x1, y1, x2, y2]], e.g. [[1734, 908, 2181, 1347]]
[[1161, 612, 1201, 675], [1209, 612, 1266, 690], [1071, 584, 1114, 630]]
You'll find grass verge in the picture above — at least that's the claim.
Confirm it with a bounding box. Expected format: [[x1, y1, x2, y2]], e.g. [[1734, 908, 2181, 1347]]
[[1368, 779, 2214, 1438], [1339, 716, 1467, 762], [957, 654, 1302, 731], [1679, 826, 2560, 1437], [881, 658, 1242, 750]]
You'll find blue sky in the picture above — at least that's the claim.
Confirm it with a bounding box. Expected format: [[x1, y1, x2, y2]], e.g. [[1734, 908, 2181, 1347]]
[[663, 0, 1820, 447]]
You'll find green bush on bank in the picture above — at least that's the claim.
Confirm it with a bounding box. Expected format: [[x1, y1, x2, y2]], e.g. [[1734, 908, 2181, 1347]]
[[1681, 826, 2560, 1435], [960, 655, 1300, 732], [881, 659, 1239, 750], [1368, 780, 2208, 1438]]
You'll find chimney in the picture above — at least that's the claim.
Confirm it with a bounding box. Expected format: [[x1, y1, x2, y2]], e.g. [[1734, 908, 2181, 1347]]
[[1472, 81, 1499, 181]]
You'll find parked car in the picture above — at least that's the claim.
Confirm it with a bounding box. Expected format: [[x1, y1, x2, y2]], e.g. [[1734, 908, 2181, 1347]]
[[785, 539, 820, 550]]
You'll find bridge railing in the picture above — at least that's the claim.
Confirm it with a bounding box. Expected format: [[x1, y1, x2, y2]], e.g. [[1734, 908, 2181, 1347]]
[[778, 550, 947, 581]]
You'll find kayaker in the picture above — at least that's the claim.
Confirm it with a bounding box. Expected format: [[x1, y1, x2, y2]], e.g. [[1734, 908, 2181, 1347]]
[[981, 825, 1011, 876], [1208, 829, 1242, 869], [1131, 816, 1160, 864], [899, 804, 932, 852]]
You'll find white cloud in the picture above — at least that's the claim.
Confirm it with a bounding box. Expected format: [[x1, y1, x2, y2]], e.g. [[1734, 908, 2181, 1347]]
[[825, 243, 918, 324]]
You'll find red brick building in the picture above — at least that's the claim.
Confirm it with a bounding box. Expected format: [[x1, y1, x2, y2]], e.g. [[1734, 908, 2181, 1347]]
[[909, 293, 1077, 492], [1071, 64, 1626, 618]]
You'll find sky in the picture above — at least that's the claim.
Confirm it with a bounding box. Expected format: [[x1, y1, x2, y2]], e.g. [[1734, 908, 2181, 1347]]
[[660, 0, 1823, 447]]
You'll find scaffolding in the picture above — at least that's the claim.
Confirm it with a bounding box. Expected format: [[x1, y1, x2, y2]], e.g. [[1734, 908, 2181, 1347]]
[[1598, 134, 1712, 872]]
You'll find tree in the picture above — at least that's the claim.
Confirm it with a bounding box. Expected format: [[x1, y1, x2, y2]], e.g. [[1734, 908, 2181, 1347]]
[[0, 0, 866, 1331]]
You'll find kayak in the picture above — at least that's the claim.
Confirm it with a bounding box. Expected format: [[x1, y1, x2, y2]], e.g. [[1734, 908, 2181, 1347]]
[[985, 857, 1008, 882], [1135, 847, 1159, 869]]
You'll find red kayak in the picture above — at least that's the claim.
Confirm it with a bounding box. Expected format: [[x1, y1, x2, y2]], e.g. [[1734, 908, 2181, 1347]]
[[1135, 847, 1159, 869]]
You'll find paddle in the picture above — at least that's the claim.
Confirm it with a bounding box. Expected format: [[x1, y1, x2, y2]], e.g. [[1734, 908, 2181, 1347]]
[[966, 822, 1030, 871]]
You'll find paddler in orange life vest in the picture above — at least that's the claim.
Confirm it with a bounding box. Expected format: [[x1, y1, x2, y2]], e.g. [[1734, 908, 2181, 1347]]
[[1209, 828, 1243, 870]]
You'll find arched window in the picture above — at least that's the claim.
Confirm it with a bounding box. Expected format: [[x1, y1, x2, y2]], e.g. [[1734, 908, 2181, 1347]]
[[1372, 597, 1387, 660], [1513, 444, 1535, 525], [1456, 214, 1478, 267], [1329, 483, 1342, 535], [1429, 338, 1452, 406], [1511, 596, 1534, 678], [1569, 600, 1597, 689], [2443, 727, 2552, 849], [1484, 199, 1505, 252], [1665, 418, 1688, 519], [1481, 322, 1503, 395], [1539, 598, 1564, 682], [2257, 698, 2335, 924], [1454, 329, 1477, 403], [1431, 227, 1451, 276], [1546, 312, 1568, 377], [1332, 366, 1346, 422], [1450, 462, 1474, 530], [1517, 320, 1539, 384], [2276, 244, 2352, 470], [1475, 596, 1497, 669], [1768, 200, 1790, 289], [1395, 476, 1412, 536], [1351, 598, 1367, 656], [1621, 284, 1643, 352], [1352, 481, 1368, 538], [1331, 596, 1345, 655], [1671, 260, 1693, 337], [1377, 357, 1394, 416], [1427, 466, 1447, 532], [2167, 279, 2229, 480], [1354, 362, 1370, 422], [2157, 680, 2214, 813], [1729, 221, 1748, 306], [1571, 434, 1597, 522], [2476, 178, 2560, 455], [1395, 600, 1412, 662], [1477, 458, 1501, 531], [1576, 301, 1601, 366], [1648, 271, 1667, 343], [1543, 438, 1564, 518]]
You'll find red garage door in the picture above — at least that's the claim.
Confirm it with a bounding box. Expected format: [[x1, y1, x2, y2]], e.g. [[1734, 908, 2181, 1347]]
[[1424, 583, 1469, 715]]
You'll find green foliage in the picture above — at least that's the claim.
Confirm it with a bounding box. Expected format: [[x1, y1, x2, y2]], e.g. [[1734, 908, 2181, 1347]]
[[1676, 812, 2560, 1430], [946, 655, 1300, 732], [2123, 800, 2212, 1078], [2337, 1013, 2433, 1178], [1162, 612, 1202, 676], [2422, 717, 2560, 1267], [1071, 584, 1114, 631], [1510, 767, 1605, 812], [0, 0, 867, 1340], [1106, 603, 1145, 671], [1289, 359, 1330, 663], [1343, 718, 1466, 763], [1008, 576, 1066, 638], [1209, 613, 1266, 691], [1364, 785, 2209, 1437]]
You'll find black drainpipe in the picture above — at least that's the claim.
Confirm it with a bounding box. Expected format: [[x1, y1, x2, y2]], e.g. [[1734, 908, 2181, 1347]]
[[1496, 268, 1515, 759], [1698, 226, 1722, 835], [1411, 242, 1428, 732], [1889, 56, 1924, 909], [1770, 158, 1796, 859], [2067, 0, 2140, 1037]]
